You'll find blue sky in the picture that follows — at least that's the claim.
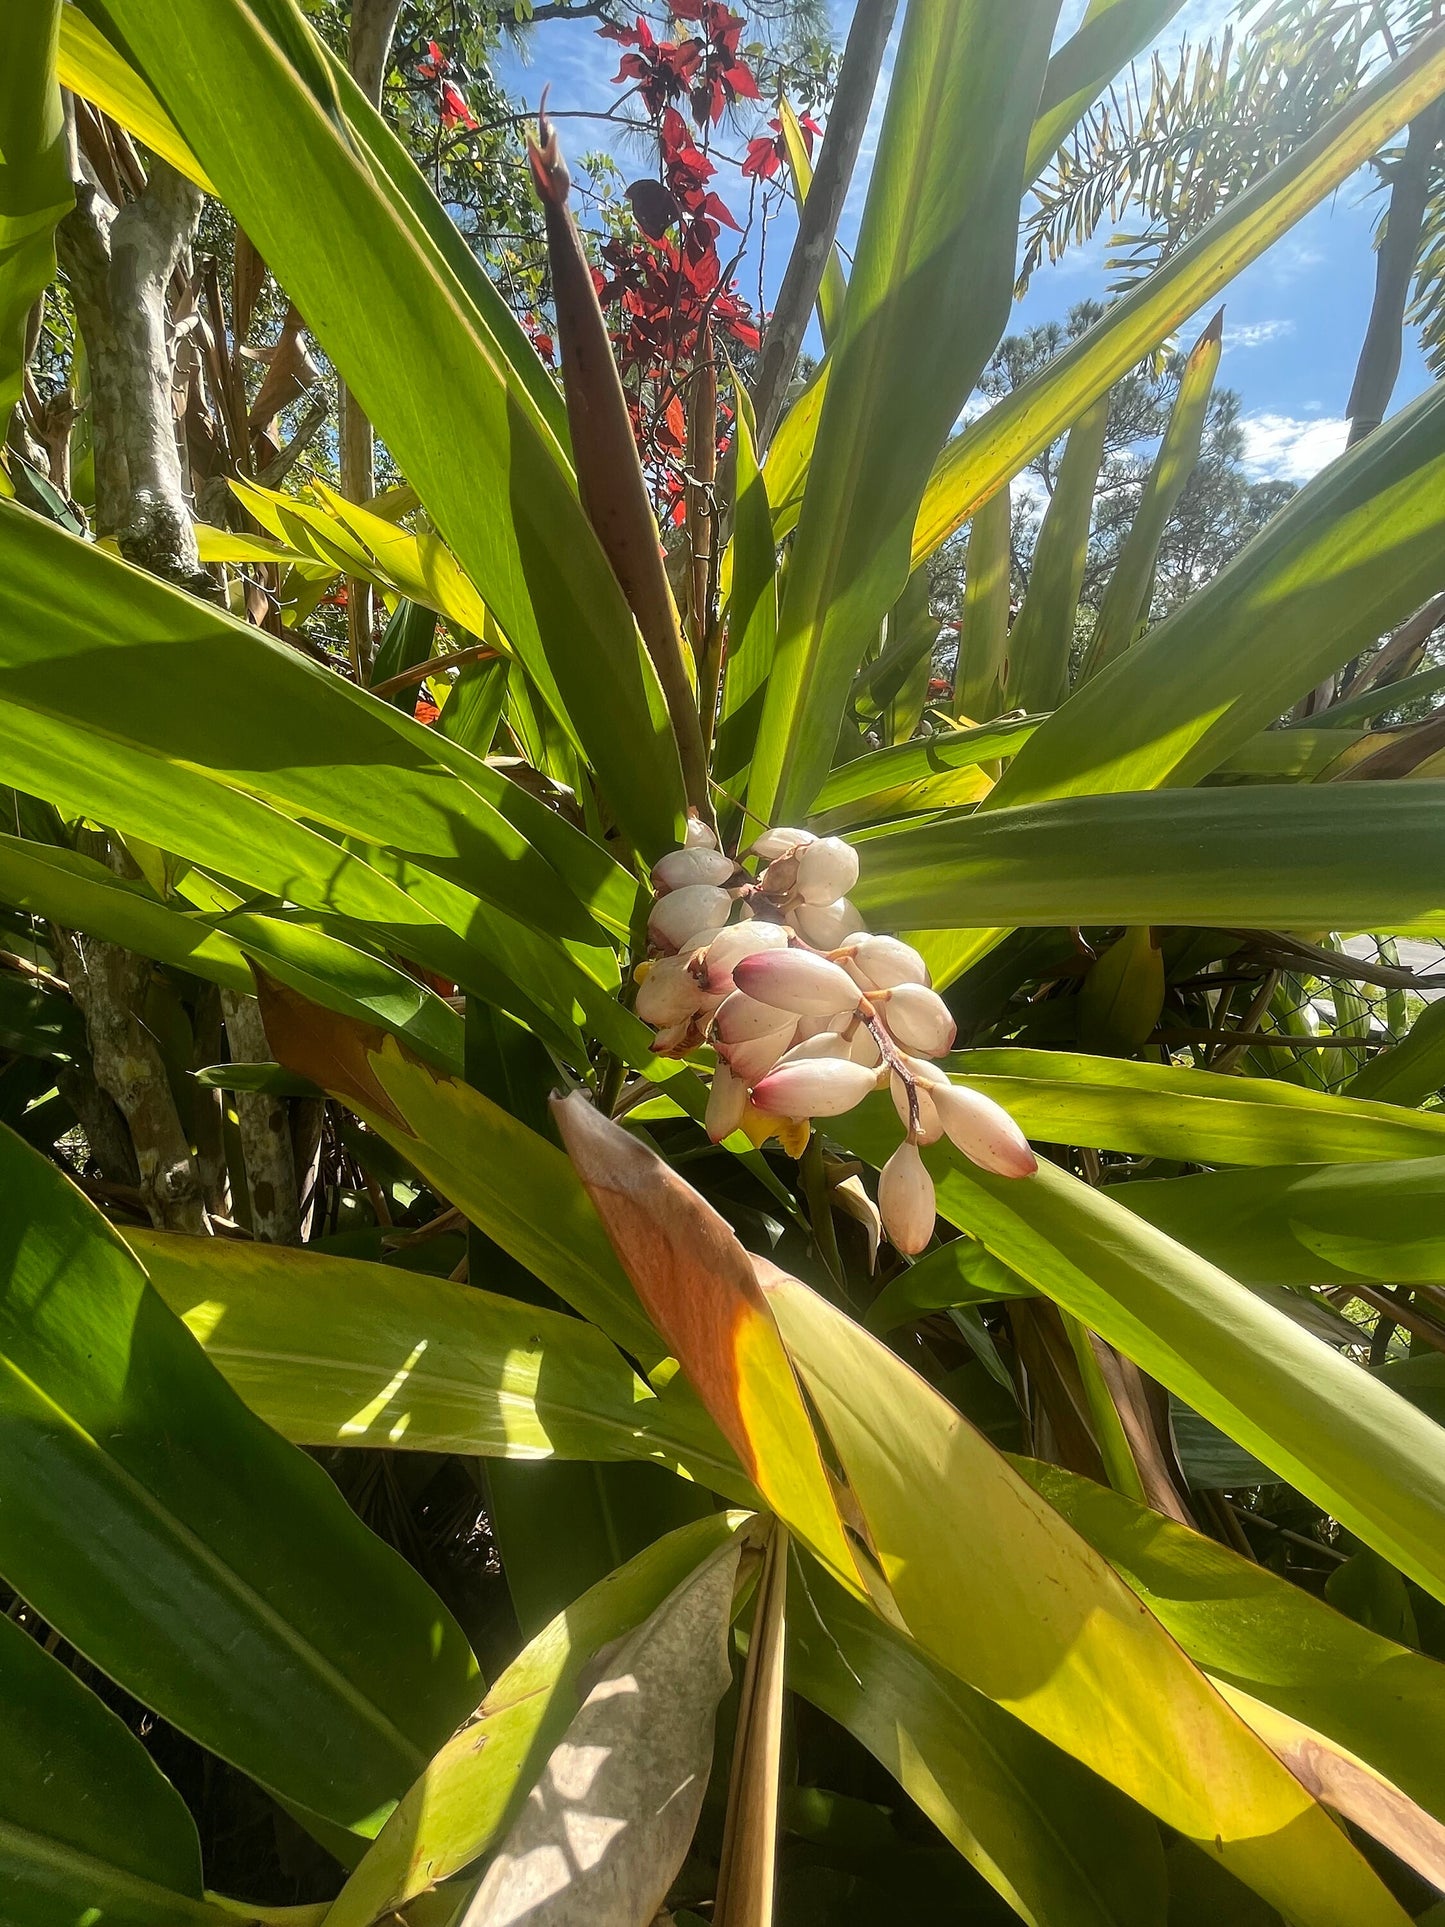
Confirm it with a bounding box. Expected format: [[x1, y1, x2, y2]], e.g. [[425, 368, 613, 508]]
[[494, 0, 1430, 484]]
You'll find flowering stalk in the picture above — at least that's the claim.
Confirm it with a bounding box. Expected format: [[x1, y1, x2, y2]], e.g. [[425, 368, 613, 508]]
[[631, 817, 1037, 1255]]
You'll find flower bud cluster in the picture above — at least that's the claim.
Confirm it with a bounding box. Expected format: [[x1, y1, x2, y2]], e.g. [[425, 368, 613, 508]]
[[634, 816, 1036, 1255]]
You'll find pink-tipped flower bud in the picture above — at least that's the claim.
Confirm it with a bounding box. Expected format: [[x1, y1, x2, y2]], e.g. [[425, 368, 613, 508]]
[[735, 948, 863, 1019], [889, 1066, 942, 1144], [842, 933, 930, 992], [712, 991, 796, 1084], [684, 814, 718, 850], [698, 920, 791, 994], [794, 897, 863, 949], [751, 1058, 879, 1121], [878, 1140, 936, 1255], [877, 981, 956, 1057], [795, 835, 859, 904], [648, 883, 731, 953], [931, 1079, 1038, 1179], [705, 1062, 748, 1143], [652, 846, 735, 892], [749, 826, 814, 862], [635, 955, 706, 1027]]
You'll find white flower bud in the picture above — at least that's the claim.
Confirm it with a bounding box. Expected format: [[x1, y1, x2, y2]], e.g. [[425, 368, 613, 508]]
[[878, 1140, 936, 1255], [698, 919, 790, 993], [931, 1079, 1038, 1179], [889, 1067, 942, 1145], [751, 1058, 879, 1121], [735, 949, 863, 1019], [635, 955, 706, 1027], [775, 1031, 853, 1064], [749, 826, 814, 861], [652, 847, 735, 892], [877, 981, 957, 1057], [648, 884, 731, 952], [842, 933, 929, 992], [794, 1008, 858, 1040], [705, 1062, 748, 1143], [847, 1023, 882, 1069], [714, 991, 798, 1045], [684, 814, 719, 849], [795, 835, 859, 904], [793, 896, 863, 949], [712, 992, 796, 1084]]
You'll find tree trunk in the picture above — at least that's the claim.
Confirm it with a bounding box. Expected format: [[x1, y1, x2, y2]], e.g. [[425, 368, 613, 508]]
[[58, 115, 210, 591], [51, 839, 209, 1236], [221, 991, 302, 1243]]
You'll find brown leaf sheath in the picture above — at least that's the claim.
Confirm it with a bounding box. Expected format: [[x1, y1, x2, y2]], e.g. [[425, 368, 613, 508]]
[[529, 115, 712, 823]]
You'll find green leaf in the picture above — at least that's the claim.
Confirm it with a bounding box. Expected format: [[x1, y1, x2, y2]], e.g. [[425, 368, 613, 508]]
[[0, 831, 255, 993], [713, 381, 778, 805], [1077, 926, 1166, 1055], [788, 1555, 1167, 1927], [0, 2, 71, 447], [835, 1113, 1445, 1608], [325, 1517, 749, 1927], [0, 506, 630, 1047], [747, 0, 1061, 825], [1111, 1155, 1445, 1287], [992, 380, 1445, 807], [225, 914, 466, 1074], [933, 1049, 1445, 1163], [913, 25, 1445, 569], [850, 783, 1445, 936], [0, 1608, 204, 1918], [93, 0, 684, 856], [1005, 392, 1110, 714], [1082, 311, 1222, 678], [1310, 661, 1445, 730], [0, 969, 85, 1064], [806, 714, 1039, 831], [57, 4, 214, 193], [130, 1227, 744, 1494], [0, 1123, 479, 1833], [767, 1269, 1410, 1923], [952, 487, 1014, 726], [778, 98, 847, 343], [1024, 1460, 1445, 1834], [1347, 994, 1445, 1105]]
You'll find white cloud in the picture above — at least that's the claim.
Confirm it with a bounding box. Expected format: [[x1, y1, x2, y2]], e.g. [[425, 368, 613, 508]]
[[1223, 318, 1295, 351], [1240, 413, 1349, 483]]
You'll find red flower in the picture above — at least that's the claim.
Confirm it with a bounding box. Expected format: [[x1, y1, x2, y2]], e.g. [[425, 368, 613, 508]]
[[419, 38, 448, 78], [438, 80, 478, 131], [742, 111, 823, 181], [605, 17, 702, 117], [414, 692, 440, 726]]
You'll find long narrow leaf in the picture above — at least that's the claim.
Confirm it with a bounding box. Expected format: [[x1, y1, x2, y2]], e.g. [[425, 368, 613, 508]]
[[92, 0, 684, 854], [1082, 310, 1222, 678], [851, 783, 1445, 935], [747, 0, 1061, 825], [912, 25, 1445, 569], [992, 379, 1445, 806]]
